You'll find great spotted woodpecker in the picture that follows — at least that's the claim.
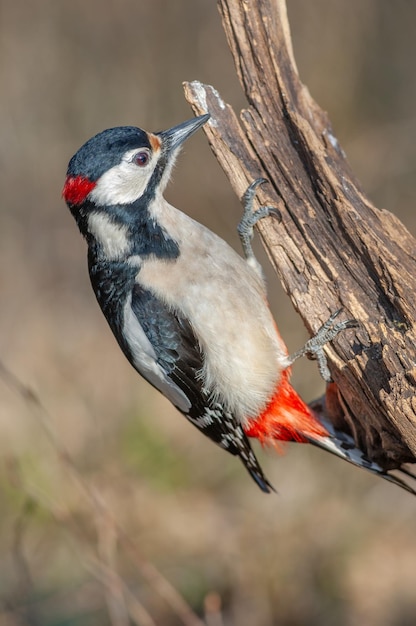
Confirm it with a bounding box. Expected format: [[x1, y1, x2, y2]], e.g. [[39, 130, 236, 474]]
[[63, 114, 415, 494]]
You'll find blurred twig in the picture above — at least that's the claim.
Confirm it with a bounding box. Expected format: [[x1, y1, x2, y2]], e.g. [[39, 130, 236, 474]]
[[1, 497, 40, 626], [203, 592, 224, 626], [12, 499, 36, 605], [0, 360, 206, 626], [13, 480, 157, 626], [86, 556, 157, 626], [96, 513, 130, 626]]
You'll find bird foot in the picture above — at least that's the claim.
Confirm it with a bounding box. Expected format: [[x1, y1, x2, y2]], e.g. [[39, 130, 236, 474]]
[[237, 178, 281, 262], [287, 309, 359, 382]]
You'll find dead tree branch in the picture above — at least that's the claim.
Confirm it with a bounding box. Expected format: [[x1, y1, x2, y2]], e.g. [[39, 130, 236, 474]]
[[184, 0, 416, 469]]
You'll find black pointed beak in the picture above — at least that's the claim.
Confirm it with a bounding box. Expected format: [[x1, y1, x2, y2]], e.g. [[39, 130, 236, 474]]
[[157, 114, 210, 153]]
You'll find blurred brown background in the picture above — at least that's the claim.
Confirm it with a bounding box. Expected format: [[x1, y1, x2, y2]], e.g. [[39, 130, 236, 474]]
[[1, 1, 416, 625]]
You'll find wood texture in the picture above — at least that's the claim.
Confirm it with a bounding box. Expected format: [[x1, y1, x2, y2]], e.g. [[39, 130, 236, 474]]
[[183, 0, 416, 468]]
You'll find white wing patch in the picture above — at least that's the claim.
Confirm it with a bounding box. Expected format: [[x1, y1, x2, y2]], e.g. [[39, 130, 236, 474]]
[[122, 295, 191, 413]]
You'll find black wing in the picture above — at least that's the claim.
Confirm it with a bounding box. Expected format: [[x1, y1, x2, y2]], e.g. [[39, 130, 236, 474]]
[[130, 283, 274, 492]]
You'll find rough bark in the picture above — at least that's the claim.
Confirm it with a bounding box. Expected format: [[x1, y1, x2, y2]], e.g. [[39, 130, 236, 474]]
[[183, 0, 416, 468]]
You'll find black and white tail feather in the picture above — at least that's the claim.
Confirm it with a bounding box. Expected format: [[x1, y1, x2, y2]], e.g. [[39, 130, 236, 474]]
[[307, 416, 416, 495]]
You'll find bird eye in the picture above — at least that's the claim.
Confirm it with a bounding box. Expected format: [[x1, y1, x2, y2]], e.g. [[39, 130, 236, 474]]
[[133, 151, 150, 167]]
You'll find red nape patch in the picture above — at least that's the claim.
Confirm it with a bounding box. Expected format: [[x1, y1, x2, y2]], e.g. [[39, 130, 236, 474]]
[[244, 370, 329, 446], [62, 175, 96, 205]]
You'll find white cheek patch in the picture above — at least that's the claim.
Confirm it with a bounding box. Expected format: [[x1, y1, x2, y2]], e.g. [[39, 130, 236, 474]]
[[88, 212, 130, 259], [89, 162, 149, 206], [89, 149, 158, 206]]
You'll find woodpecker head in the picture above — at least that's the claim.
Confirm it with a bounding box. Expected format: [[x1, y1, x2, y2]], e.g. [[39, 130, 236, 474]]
[[63, 114, 210, 237]]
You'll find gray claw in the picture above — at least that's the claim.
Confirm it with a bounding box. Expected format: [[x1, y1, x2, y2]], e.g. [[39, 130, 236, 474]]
[[288, 310, 359, 382], [238, 179, 281, 261]]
